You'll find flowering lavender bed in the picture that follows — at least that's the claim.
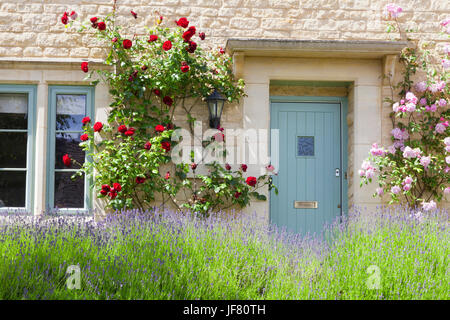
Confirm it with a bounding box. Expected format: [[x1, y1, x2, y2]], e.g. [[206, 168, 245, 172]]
[[0, 206, 448, 299]]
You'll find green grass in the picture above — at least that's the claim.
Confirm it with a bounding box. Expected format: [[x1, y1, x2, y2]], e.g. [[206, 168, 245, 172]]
[[0, 207, 448, 300]]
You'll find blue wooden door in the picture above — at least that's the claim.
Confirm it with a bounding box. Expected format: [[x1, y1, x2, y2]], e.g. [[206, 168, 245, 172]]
[[270, 101, 342, 237]]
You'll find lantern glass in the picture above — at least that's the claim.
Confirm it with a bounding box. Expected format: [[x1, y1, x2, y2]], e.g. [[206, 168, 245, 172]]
[[206, 90, 226, 128]]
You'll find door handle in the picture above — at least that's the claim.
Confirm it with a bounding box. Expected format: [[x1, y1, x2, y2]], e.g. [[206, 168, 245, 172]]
[[335, 168, 340, 177]]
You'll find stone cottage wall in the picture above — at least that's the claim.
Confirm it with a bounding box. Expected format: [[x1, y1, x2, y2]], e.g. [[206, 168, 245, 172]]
[[0, 0, 449, 209]]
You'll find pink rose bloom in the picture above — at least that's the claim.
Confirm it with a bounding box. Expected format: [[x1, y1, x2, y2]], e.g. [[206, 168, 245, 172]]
[[266, 164, 275, 172], [391, 128, 403, 140], [385, 3, 403, 18], [391, 186, 401, 194], [444, 137, 450, 146], [444, 187, 450, 195], [365, 168, 376, 179], [446, 156, 450, 164], [442, 18, 450, 27], [445, 166, 450, 173], [405, 103, 416, 112], [388, 145, 396, 154], [392, 102, 400, 113], [421, 200, 437, 212], [404, 176, 413, 184], [403, 184, 411, 191], [438, 99, 447, 107], [376, 187, 384, 197], [358, 169, 365, 177], [419, 98, 427, 105], [370, 143, 385, 156], [393, 140, 404, 149], [442, 59, 450, 69], [405, 92, 418, 104], [420, 156, 431, 169], [435, 123, 446, 134], [403, 146, 421, 159], [415, 81, 427, 92], [361, 160, 372, 171], [446, 146, 450, 153]]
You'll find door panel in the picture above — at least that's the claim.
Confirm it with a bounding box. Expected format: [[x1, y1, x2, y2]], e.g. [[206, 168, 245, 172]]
[[270, 102, 342, 236]]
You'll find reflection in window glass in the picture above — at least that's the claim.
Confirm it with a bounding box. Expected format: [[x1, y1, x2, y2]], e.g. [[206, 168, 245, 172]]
[[0, 132, 27, 168], [56, 94, 86, 131], [0, 93, 27, 129], [55, 133, 85, 169], [297, 136, 314, 156], [54, 172, 85, 208], [0, 171, 26, 207]]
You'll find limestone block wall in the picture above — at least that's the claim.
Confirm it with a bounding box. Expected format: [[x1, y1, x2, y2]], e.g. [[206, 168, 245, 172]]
[[0, 0, 448, 210]]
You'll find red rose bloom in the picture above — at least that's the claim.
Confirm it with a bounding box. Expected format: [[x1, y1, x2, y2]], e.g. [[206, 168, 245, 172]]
[[153, 89, 161, 96], [124, 127, 135, 136], [219, 47, 225, 54], [225, 163, 231, 171], [81, 62, 89, 73], [113, 182, 122, 192], [241, 164, 248, 172], [70, 11, 77, 20], [101, 184, 110, 192], [82, 116, 91, 125], [135, 176, 146, 184], [144, 141, 152, 150], [131, 10, 137, 19], [148, 34, 158, 42], [246, 176, 257, 187], [166, 123, 174, 130], [186, 41, 197, 53], [234, 191, 241, 199], [90, 17, 98, 28], [163, 96, 173, 106], [61, 12, 69, 25], [80, 133, 89, 141], [191, 163, 197, 170], [62, 154, 72, 167], [100, 189, 108, 196], [181, 64, 190, 73], [155, 124, 165, 132], [118, 125, 127, 133], [176, 17, 189, 28], [199, 32, 205, 40], [161, 141, 171, 152], [123, 39, 132, 49], [97, 21, 106, 31], [109, 190, 118, 199], [162, 40, 172, 51], [141, 65, 148, 71], [165, 171, 170, 180], [93, 122, 103, 132], [182, 26, 196, 42]]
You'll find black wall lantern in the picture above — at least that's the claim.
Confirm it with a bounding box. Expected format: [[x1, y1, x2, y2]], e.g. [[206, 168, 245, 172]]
[[206, 89, 226, 128]]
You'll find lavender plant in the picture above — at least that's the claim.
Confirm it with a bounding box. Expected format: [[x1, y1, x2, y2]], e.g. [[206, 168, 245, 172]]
[[0, 206, 448, 300]]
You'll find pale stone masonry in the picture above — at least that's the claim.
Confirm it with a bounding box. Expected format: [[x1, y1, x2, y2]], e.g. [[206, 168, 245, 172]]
[[0, 0, 448, 216]]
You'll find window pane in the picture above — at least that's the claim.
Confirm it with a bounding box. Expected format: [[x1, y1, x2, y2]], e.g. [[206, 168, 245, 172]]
[[0, 171, 26, 207], [297, 136, 314, 156], [0, 132, 27, 168], [54, 172, 84, 208], [56, 94, 86, 131], [55, 132, 85, 169], [0, 93, 28, 129]]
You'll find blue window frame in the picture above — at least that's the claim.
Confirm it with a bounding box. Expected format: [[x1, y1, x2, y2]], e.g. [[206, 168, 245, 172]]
[[0, 84, 36, 212], [47, 86, 94, 212]]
